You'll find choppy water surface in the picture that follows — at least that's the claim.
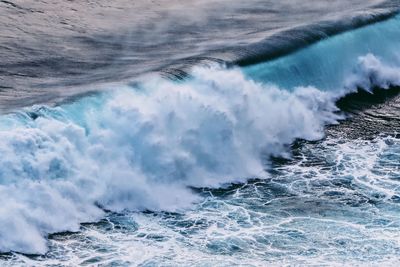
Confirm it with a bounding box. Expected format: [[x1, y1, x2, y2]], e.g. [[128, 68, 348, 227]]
[[5, 134, 400, 266]]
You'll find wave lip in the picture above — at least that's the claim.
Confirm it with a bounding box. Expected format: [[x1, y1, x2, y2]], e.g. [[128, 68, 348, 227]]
[[235, 8, 399, 67], [244, 13, 400, 92]]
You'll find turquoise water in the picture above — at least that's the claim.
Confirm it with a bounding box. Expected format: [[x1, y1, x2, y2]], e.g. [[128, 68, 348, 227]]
[[245, 15, 400, 91]]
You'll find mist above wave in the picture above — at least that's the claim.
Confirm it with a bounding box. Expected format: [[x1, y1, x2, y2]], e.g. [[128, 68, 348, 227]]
[[0, 0, 397, 110]]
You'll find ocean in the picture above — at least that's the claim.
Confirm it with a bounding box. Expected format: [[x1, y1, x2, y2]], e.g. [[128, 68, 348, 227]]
[[0, 0, 400, 266]]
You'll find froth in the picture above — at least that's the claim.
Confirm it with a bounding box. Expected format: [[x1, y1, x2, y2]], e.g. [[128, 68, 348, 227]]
[[0, 66, 340, 254]]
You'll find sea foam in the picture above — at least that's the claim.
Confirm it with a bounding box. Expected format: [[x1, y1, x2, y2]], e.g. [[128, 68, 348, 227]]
[[0, 66, 342, 254]]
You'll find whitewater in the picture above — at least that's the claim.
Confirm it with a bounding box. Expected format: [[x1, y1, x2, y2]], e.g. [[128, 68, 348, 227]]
[[1, 1, 400, 266]]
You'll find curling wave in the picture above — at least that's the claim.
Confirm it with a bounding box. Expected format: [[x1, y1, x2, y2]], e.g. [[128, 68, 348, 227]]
[[235, 7, 399, 66], [244, 14, 400, 91]]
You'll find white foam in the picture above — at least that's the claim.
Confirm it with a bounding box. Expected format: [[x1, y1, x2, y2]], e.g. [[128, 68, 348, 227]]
[[345, 53, 400, 92], [0, 65, 342, 254], [0, 52, 399, 254]]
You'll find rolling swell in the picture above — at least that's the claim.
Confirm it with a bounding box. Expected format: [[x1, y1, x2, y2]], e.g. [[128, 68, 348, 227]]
[[0, 0, 399, 111], [243, 14, 400, 91], [235, 8, 399, 67], [157, 7, 400, 81]]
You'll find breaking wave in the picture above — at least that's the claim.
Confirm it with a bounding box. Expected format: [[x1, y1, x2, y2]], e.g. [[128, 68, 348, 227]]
[[1, 14, 400, 255]]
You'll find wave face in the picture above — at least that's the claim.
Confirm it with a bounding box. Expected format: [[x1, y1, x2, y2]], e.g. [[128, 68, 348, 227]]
[[244, 14, 400, 91], [0, 9, 400, 262]]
